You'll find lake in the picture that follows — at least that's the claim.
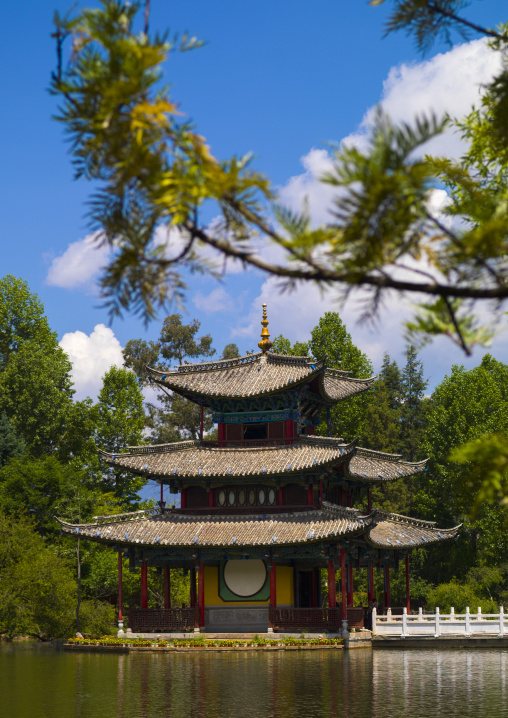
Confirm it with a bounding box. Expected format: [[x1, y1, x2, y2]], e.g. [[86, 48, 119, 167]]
[[2, 644, 508, 717]]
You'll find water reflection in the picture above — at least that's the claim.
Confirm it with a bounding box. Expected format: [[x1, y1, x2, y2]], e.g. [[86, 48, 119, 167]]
[[2, 644, 508, 717]]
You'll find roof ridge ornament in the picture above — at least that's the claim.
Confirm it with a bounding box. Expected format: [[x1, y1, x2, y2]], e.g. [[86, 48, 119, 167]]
[[258, 303, 273, 354]]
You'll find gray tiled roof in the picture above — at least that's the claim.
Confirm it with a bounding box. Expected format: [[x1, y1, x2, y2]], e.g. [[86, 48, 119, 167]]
[[99, 436, 358, 480], [146, 351, 375, 403], [57, 504, 368, 547], [99, 436, 427, 482], [56, 503, 459, 550], [346, 448, 428, 481], [368, 510, 460, 549]]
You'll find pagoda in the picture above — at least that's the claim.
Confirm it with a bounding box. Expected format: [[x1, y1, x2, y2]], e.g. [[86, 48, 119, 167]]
[[59, 305, 459, 634]]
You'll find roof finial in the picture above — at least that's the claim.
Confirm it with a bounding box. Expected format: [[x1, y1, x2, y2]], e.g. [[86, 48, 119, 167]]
[[258, 303, 273, 354]]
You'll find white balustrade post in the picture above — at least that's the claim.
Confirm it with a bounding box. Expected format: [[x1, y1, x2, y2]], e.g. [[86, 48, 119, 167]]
[[387, 607, 392, 621], [372, 607, 377, 634], [402, 606, 408, 638], [435, 606, 440, 638], [500, 606, 505, 638], [450, 607, 455, 622], [418, 607, 423, 622], [465, 606, 470, 637], [477, 606, 482, 621]]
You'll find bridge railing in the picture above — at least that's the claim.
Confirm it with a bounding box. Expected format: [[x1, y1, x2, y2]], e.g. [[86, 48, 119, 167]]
[[373, 606, 507, 637]]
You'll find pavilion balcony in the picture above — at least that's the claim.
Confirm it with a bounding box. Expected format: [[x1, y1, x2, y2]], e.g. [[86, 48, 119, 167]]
[[128, 608, 199, 633]]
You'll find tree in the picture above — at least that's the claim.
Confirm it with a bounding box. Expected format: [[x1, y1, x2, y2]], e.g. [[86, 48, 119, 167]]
[[400, 345, 428, 461], [221, 343, 240, 360], [0, 412, 25, 467], [124, 315, 216, 442], [51, 0, 508, 353], [94, 366, 146, 504]]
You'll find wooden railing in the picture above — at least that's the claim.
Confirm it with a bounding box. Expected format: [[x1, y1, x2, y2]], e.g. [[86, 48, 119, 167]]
[[373, 606, 508, 637], [269, 606, 364, 631], [128, 608, 198, 632]]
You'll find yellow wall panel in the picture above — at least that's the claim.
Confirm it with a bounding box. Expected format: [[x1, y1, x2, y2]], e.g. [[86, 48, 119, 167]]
[[204, 564, 294, 606]]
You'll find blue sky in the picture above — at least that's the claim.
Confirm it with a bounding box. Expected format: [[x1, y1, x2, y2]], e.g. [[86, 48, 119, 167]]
[[2, 0, 507, 400]]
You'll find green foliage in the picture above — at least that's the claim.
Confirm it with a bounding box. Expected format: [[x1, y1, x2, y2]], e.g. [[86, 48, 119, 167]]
[[426, 581, 497, 613], [78, 599, 116, 637], [221, 343, 240, 360], [0, 513, 77, 640], [94, 366, 146, 503], [0, 412, 25, 467]]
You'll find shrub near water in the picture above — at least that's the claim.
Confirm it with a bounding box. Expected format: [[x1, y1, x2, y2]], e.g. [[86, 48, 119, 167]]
[[426, 580, 497, 614]]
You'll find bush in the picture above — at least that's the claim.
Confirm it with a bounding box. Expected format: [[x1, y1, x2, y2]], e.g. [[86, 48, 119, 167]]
[[79, 600, 117, 638], [426, 579, 497, 613]]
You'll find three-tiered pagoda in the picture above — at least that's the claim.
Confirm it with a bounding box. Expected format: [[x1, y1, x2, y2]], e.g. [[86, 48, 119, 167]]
[[59, 305, 459, 634]]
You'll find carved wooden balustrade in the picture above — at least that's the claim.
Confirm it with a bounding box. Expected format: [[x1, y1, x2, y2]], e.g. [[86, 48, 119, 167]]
[[269, 606, 364, 631], [128, 608, 199, 632]]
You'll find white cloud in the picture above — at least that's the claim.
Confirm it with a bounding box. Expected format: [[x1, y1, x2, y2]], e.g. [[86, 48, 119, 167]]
[[46, 233, 112, 290], [193, 287, 237, 314], [60, 324, 124, 400]]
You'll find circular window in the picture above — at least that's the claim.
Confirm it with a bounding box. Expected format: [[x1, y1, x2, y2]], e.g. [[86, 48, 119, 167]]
[[248, 489, 256, 505], [238, 489, 246, 505], [268, 488, 276, 505], [228, 490, 236, 506], [258, 489, 265, 504], [223, 560, 267, 597], [218, 490, 226, 506]]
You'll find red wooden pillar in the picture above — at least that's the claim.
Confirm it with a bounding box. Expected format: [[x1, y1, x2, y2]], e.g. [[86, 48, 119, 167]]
[[218, 422, 226, 444], [180, 488, 187, 509], [190, 567, 197, 608], [160, 482, 165, 514], [311, 569, 317, 608], [339, 486, 343, 506], [270, 563, 277, 608], [307, 483, 314, 506], [384, 564, 391, 608], [198, 562, 205, 627], [327, 560, 336, 608], [208, 489, 214, 508], [200, 405, 204, 440], [405, 555, 410, 614], [141, 561, 148, 609], [118, 552, 123, 623], [308, 425, 315, 436], [319, 480, 323, 505], [278, 486, 284, 506], [368, 564, 375, 602], [341, 549, 347, 620], [347, 492, 352, 508], [164, 566, 171, 609], [347, 563, 354, 607], [285, 419, 294, 444]]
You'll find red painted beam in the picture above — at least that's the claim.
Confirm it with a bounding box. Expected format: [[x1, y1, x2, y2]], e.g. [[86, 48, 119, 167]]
[[141, 561, 148, 609], [118, 552, 123, 622], [341, 550, 347, 620], [198, 562, 205, 627]]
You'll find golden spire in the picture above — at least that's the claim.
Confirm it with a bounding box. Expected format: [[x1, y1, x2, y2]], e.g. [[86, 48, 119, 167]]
[[258, 303, 273, 354]]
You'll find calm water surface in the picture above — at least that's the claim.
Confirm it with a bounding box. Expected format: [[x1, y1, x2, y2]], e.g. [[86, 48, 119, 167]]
[[2, 644, 508, 718]]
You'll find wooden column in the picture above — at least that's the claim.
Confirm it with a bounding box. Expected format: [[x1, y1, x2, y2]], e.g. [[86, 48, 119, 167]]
[[339, 486, 343, 506], [278, 487, 284, 506], [160, 482, 165, 514], [405, 555, 410, 614], [307, 483, 314, 506], [198, 562, 205, 627], [347, 563, 354, 607], [270, 563, 277, 608], [384, 564, 391, 608], [341, 549, 347, 620], [208, 489, 214, 508], [164, 566, 171, 609], [218, 422, 226, 444], [180, 488, 187, 509], [319, 480, 323, 506], [141, 561, 148, 609], [368, 564, 375, 602], [118, 551, 123, 623], [190, 566, 197, 608], [327, 560, 336, 608]]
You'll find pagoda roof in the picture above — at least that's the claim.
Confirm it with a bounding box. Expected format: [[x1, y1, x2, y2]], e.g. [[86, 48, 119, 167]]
[[56, 503, 459, 550], [99, 436, 425, 483], [146, 351, 375, 404], [346, 448, 428, 482]]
